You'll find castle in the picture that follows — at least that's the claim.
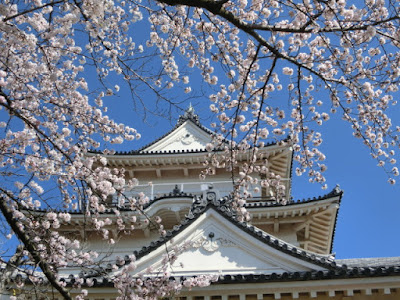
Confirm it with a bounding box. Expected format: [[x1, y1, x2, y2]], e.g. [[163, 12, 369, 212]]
[[8, 107, 400, 300]]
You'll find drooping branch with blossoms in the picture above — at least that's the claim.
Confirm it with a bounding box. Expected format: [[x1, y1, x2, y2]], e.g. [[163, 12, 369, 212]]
[[149, 0, 400, 193], [0, 0, 400, 298]]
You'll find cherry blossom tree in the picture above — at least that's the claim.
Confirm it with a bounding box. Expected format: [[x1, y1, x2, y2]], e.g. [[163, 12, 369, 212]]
[[0, 0, 400, 299]]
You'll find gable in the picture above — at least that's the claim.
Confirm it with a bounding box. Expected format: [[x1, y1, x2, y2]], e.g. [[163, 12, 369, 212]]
[[142, 120, 212, 152], [131, 208, 331, 277]]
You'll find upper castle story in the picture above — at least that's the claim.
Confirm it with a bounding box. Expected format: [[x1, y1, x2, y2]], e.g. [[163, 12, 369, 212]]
[[89, 106, 293, 204]]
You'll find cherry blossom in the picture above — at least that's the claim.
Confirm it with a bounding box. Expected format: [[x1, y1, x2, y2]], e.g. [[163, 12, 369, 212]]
[[1, 0, 400, 299]]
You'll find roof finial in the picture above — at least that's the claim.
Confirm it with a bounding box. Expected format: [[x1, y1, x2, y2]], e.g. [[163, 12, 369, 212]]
[[187, 103, 194, 114], [178, 103, 200, 125]]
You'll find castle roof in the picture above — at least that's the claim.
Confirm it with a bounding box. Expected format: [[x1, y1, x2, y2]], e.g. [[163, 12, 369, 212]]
[[56, 192, 399, 296], [89, 106, 287, 156]]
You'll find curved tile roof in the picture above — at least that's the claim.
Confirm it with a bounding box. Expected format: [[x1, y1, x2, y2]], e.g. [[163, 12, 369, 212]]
[[70, 260, 400, 287], [88, 107, 288, 156], [88, 140, 283, 156], [134, 203, 335, 267], [27, 185, 342, 215], [244, 186, 342, 255], [17, 261, 400, 288], [215, 265, 400, 283], [26, 192, 195, 215], [79, 194, 339, 280], [245, 185, 343, 208], [336, 257, 400, 268]]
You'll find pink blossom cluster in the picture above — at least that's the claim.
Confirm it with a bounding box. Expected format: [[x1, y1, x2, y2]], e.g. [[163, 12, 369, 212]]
[[1, 0, 400, 299], [0, 0, 147, 298], [113, 241, 217, 299], [148, 0, 400, 192]]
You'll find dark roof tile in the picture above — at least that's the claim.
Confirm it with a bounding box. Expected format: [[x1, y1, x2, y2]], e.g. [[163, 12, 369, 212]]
[[51, 262, 400, 288], [245, 185, 343, 209]]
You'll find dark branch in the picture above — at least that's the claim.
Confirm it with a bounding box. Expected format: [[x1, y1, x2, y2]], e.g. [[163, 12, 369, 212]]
[[0, 193, 72, 300]]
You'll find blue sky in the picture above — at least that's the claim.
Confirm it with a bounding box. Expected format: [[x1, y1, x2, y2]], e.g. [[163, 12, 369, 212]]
[[294, 113, 400, 259]]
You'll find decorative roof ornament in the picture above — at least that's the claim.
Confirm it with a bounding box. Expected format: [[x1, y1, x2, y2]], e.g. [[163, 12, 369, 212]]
[[334, 184, 341, 194], [190, 191, 237, 218], [177, 103, 200, 125], [172, 184, 181, 195]]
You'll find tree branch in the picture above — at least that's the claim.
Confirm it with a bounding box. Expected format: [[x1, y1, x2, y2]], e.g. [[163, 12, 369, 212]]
[[0, 193, 72, 300]]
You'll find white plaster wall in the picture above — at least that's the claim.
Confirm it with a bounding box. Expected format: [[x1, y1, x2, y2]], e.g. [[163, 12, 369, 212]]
[[274, 229, 299, 246], [125, 173, 235, 199], [170, 246, 285, 275], [144, 121, 211, 152], [62, 232, 160, 275]]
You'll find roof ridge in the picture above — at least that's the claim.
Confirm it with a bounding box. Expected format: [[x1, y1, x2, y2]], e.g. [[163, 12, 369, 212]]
[[27, 185, 342, 216], [17, 262, 400, 287], [245, 185, 343, 208], [88, 139, 285, 156]]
